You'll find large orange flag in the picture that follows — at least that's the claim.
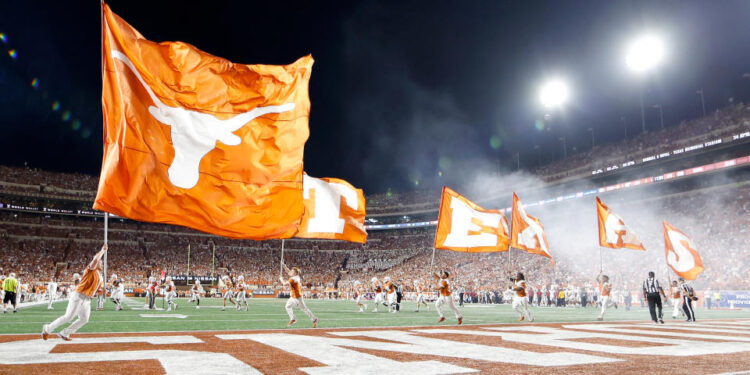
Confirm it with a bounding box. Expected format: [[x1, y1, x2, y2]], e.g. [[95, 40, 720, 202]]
[[95, 4, 313, 239], [663, 221, 704, 280], [510, 193, 553, 263], [596, 197, 645, 250], [434, 187, 509, 252], [295, 175, 367, 243]]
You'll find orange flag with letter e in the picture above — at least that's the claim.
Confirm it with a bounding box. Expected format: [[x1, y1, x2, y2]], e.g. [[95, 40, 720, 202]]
[[510, 193, 553, 263], [596, 197, 645, 250], [295, 174, 367, 243], [434, 186, 509, 252], [663, 221, 704, 280], [95, 4, 313, 239]]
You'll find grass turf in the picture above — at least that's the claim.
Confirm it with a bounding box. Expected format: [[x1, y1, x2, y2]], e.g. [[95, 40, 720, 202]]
[[2, 297, 748, 334]]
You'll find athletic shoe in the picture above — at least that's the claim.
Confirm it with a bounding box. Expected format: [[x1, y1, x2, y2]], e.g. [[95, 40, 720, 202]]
[[196, 306, 200, 310], [221, 307, 225, 311], [685, 319, 691, 322], [287, 319, 297, 327], [519, 316, 525, 322], [166, 308, 172, 312], [13, 310, 16, 313], [659, 319, 664, 324], [372, 309, 378, 313], [359, 309, 364, 313], [41, 325, 50, 340], [47, 307, 53, 310], [437, 317, 446, 324], [597, 317, 603, 321], [312, 318, 318, 328], [458, 317, 463, 325], [529, 317, 535, 322], [58, 332, 71, 341]]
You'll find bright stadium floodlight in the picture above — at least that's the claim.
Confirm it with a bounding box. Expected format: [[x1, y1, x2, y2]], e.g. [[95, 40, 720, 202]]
[[625, 34, 665, 73], [539, 79, 569, 108]]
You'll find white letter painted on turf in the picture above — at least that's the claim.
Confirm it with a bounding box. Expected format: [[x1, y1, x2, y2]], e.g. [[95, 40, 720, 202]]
[[0, 336, 261, 375]]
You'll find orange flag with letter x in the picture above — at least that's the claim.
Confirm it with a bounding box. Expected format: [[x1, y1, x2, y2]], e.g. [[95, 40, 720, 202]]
[[95, 3, 313, 239], [596, 197, 645, 250]]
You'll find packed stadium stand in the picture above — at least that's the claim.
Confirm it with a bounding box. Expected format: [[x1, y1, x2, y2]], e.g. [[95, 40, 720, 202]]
[[1, 103, 748, 303]]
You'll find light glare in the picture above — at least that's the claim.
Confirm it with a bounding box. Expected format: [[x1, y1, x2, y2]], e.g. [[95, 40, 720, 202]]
[[539, 79, 569, 108], [626, 34, 665, 72]]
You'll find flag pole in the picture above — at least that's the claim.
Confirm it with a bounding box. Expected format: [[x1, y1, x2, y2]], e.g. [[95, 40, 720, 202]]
[[280, 239, 286, 278], [211, 243, 216, 287], [103, 212, 108, 288], [186, 244, 191, 283], [429, 247, 436, 271], [599, 247, 603, 273]]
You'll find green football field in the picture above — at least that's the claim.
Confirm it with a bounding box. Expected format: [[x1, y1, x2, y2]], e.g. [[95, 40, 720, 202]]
[[2, 297, 748, 335]]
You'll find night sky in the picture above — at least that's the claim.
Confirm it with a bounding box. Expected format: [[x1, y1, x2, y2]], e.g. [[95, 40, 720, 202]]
[[1, 0, 748, 194]]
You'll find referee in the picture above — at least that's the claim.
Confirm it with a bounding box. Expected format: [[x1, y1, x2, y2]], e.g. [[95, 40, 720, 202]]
[[679, 277, 697, 322], [2, 272, 19, 314], [642, 271, 666, 324]]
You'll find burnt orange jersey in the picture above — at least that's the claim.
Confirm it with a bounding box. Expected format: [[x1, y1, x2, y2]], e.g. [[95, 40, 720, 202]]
[[289, 276, 302, 298], [599, 281, 611, 297], [374, 285, 382, 293], [75, 268, 102, 298], [236, 281, 245, 292], [385, 281, 396, 294], [515, 280, 527, 298], [671, 286, 681, 299], [439, 279, 451, 296]]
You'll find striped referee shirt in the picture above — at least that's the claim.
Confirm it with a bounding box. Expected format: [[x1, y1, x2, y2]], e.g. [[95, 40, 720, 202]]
[[680, 283, 694, 297], [643, 277, 661, 294]]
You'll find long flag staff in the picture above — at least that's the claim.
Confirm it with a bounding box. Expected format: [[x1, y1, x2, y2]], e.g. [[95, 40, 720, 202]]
[[211, 243, 216, 287], [103, 212, 108, 289], [186, 244, 191, 283], [280, 239, 286, 278], [429, 247, 436, 271]]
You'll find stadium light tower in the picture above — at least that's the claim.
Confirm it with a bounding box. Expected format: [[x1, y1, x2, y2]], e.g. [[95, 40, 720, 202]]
[[539, 79, 570, 108], [626, 33, 666, 133]]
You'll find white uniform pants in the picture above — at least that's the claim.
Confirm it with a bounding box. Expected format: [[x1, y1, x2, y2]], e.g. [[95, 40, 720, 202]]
[[374, 292, 384, 306], [236, 291, 247, 304], [435, 295, 462, 319], [672, 298, 682, 317], [285, 297, 316, 321], [387, 292, 397, 307], [47, 287, 57, 308], [165, 291, 176, 307], [190, 292, 201, 303], [599, 295, 615, 318], [416, 293, 426, 305], [47, 292, 91, 336], [512, 296, 533, 320]]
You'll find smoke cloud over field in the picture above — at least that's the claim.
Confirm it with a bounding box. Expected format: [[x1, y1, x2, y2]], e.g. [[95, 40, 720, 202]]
[[450, 167, 749, 289]]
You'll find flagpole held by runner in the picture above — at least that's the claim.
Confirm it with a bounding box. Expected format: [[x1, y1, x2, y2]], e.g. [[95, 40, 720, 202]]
[[103, 211, 108, 290], [429, 247, 436, 270], [280, 239, 286, 278]]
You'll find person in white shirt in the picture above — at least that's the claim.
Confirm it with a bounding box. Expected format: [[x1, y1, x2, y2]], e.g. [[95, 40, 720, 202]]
[[47, 278, 58, 310]]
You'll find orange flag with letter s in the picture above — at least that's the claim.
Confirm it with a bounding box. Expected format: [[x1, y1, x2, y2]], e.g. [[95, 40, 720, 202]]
[[294, 175, 367, 243], [596, 197, 645, 250], [510, 193, 553, 263], [663, 220, 704, 280], [434, 186, 509, 252], [95, 3, 313, 239]]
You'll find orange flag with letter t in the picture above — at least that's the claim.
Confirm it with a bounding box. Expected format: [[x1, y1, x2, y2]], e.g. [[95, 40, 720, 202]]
[[95, 4, 313, 239], [434, 187, 509, 252], [510, 193, 553, 263], [663, 221, 704, 280], [596, 197, 645, 250], [295, 175, 367, 243]]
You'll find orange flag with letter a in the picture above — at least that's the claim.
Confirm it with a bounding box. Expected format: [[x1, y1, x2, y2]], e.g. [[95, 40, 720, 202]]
[[295, 175, 367, 243], [434, 186, 509, 252], [596, 197, 645, 250], [663, 221, 704, 280], [510, 193, 553, 263], [95, 4, 313, 239]]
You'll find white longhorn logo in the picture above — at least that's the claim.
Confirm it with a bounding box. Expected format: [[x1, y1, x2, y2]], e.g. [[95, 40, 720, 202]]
[[603, 212, 639, 247], [111, 50, 296, 189]]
